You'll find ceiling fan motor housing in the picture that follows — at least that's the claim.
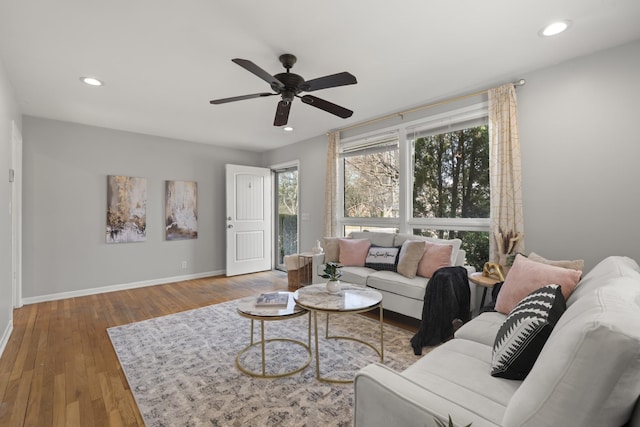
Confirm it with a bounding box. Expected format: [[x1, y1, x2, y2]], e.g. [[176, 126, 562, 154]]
[[273, 73, 305, 101]]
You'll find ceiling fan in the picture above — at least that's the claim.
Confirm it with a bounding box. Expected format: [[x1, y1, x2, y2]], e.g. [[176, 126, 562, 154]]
[[210, 54, 357, 126]]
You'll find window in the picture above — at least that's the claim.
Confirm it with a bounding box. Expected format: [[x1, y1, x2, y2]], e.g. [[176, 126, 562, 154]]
[[339, 102, 490, 270], [342, 134, 399, 220]]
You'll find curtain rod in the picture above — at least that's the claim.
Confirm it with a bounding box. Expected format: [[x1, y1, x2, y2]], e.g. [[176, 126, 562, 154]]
[[333, 79, 526, 134]]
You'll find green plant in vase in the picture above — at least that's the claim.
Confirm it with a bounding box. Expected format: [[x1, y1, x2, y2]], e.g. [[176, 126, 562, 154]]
[[321, 262, 343, 293]]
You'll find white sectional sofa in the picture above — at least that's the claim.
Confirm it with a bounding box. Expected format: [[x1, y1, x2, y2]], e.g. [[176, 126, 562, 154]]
[[311, 231, 476, 319], [353, 255, 640, 427]]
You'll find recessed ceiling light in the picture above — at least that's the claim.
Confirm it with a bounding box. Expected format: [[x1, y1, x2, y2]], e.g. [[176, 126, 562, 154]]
[[540, 20, 570, 37], [283, 126, 294, 132], [80, 77, 103, 86]]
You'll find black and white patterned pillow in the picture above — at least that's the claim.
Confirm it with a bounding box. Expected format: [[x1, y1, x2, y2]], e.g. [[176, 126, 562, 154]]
[[364, 246, 400, 271], [491, 284, 566, 380]]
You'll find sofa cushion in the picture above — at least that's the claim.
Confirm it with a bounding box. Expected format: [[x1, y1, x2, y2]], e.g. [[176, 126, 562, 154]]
[[338, 238, 371, 266], [491, 284, 566, 380], [567, 255, 640, 306], [339, 266, 375, 286], [396, 240, 426, 279], [455, 311, 507, 347], [528, 252, 584, 272], [495, 254, 581, 314], [366, 270, 428, 300], [416, 242, 453, 278], [364, 245, 400, 271], [322, 237, 341, 262], [394, 233, 462, 266], [349, 231, 395, 247], [401, 339, 520, 425], [502, 279, 640, 427]]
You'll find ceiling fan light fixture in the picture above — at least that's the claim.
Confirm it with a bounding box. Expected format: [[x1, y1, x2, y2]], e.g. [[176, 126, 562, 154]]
[[540, 20, 571, 37], [80, 76, 103, 86]]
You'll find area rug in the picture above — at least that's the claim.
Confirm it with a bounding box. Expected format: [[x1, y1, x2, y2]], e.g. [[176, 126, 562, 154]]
[[107, 299, 422, 426]]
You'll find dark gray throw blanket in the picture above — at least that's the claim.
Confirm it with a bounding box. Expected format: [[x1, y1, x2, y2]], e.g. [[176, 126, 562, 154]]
[[410, 266, 471, 355]]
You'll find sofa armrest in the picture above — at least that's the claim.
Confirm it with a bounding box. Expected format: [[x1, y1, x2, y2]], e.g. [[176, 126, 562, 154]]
[[354, 363, 498, 427]]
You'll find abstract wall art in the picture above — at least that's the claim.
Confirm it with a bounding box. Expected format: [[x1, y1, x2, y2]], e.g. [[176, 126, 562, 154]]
[[106, 175, 147, 243], [165, 180, 198, 240]]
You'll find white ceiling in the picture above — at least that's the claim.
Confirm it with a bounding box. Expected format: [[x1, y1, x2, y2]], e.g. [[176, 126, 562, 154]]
[[1, 1, 639, 152]]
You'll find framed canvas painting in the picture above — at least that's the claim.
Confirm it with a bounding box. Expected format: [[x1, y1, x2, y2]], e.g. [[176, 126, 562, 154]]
[[165, 180, 198, 240], [106, 175, 147, 243]]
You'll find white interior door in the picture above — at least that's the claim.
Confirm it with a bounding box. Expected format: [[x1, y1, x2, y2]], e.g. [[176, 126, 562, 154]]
[[225, 164, 272, 276]]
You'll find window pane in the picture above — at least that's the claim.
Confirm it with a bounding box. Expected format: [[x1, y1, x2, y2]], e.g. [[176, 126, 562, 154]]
[[344, 225, 399, 235], [276, 169, 298, 266], [413, 228, 489, 272], [343, 145, 399, 218], [412, 125, 489, 219]]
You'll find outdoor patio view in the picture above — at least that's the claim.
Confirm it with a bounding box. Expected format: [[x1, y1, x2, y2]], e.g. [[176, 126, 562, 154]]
[[276, 167, 298, 268]]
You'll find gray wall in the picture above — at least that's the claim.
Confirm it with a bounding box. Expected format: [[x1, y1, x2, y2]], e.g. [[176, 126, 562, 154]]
[[264, 39, 640, 272], [262, 135, 328, 255], [22, 117, 262, 300], [518, 39, 640, 270], [0, 58, 21, 346]]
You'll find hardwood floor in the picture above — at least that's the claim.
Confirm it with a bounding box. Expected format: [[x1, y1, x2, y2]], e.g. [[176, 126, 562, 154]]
[[0, 271, 419, 426]]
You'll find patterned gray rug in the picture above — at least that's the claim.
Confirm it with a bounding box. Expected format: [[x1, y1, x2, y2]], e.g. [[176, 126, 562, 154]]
[[107, 299, 421, 426]]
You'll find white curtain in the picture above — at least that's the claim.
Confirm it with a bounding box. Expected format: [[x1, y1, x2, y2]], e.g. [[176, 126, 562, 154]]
[[323, 131, 339, 237], [489, 84, 525, 263]]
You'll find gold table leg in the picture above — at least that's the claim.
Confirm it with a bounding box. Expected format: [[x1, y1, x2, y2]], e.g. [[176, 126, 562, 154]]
[[236, 312, 312, 379], [313, 304, 384, 383]]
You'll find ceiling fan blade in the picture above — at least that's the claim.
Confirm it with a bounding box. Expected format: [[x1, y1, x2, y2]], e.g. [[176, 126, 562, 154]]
[[274, 100, 292, 126], [232, 58, 285, 90], [300, 95, 353, 119], [302, 72, 357, 92], [209, 92, 275, 104]]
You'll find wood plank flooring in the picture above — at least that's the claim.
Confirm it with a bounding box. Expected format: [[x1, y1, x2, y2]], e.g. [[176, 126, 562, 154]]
[[0, 271, 419, 426]]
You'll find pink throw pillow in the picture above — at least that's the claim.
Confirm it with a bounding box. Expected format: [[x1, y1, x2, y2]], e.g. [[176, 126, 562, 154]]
[[416, 242, 453, 278], [495, 254, 582, 314], [338, 238, 371, 267]]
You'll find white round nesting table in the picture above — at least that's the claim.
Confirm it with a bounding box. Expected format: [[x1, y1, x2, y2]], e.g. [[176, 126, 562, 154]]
[[293, 283, 384, 383], [236, 291, 311, 378]]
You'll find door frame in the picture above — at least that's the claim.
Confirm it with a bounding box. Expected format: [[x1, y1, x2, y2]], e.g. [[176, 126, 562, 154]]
[[11, 120, 23, 308], [271, 160, 300, 271]]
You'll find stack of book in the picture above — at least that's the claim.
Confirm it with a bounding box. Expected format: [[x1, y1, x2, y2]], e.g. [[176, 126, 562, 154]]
[[255, 292, 289, 307]]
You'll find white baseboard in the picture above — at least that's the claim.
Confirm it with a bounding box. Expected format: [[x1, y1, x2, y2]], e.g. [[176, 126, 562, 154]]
[[0, 318, 13, 359], [21, 270, 225, 305]]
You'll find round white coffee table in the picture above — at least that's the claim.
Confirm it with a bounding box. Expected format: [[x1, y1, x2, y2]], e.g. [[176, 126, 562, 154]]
[[293, 283, 384, 383], [236, 292, 311, 378]]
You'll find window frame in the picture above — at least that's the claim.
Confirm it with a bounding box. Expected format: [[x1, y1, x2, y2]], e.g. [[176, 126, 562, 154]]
[[338, 130, 402, 227], [338, 102, 490, 237]]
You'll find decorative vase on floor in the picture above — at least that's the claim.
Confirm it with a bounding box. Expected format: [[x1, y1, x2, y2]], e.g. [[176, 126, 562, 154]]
[[326, 280, 340, 294]]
